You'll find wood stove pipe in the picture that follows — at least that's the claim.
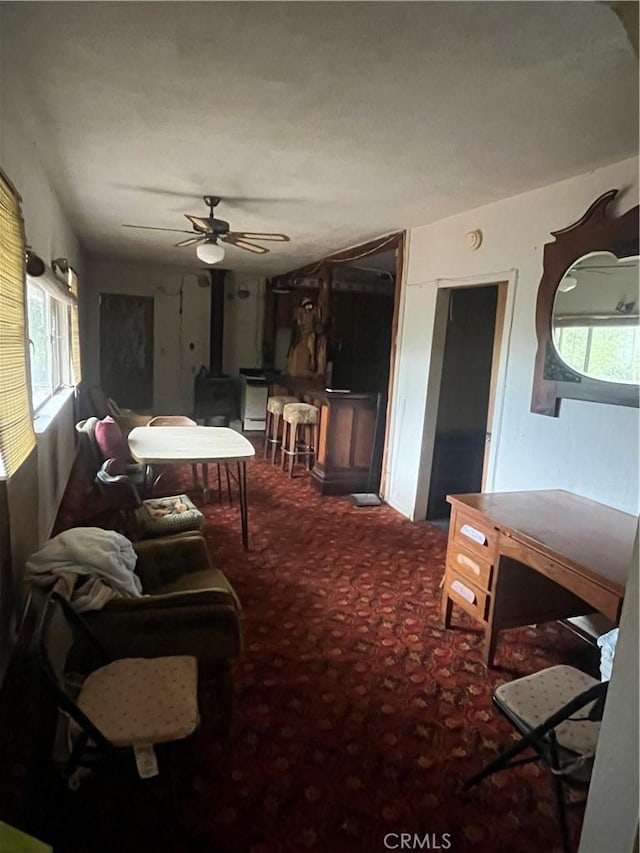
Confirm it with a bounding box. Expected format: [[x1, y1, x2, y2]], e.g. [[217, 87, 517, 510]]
[[208, 268, 227, 376]]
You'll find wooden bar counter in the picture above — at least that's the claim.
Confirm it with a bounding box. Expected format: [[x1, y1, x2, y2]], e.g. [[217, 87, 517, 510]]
[[312, 389, 379, 495], [266, 374, 379, 495]]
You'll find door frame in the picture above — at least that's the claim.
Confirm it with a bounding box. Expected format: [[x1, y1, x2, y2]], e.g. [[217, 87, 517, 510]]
[[481, 281, 508, 491], [413, 269, 518, 521]]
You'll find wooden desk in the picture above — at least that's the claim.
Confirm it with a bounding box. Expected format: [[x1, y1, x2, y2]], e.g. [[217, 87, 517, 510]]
[[440, 490, 636, 668]]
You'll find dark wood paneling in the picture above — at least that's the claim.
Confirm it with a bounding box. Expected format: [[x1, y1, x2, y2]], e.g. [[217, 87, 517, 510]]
[[311, 391, 379, 495], [352, 408, 376, 469], [329, 290, 394, 393], [330, 408, 354, 468]]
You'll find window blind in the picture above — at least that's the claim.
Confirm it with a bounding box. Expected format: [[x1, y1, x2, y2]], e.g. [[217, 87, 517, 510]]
[[0, 172, 35, 478], [69, 267, 82, 383]]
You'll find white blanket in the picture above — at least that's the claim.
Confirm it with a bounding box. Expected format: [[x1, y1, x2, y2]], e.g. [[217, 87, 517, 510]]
[[27, 527, 142, 611]]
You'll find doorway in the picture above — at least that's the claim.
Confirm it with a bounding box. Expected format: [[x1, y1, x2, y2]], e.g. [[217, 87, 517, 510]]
[[99, 293, 154, 409], [426, 282, 507, 521]]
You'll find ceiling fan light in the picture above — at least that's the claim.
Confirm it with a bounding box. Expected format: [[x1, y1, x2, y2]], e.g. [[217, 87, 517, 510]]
[[196, 240, 225, 265]]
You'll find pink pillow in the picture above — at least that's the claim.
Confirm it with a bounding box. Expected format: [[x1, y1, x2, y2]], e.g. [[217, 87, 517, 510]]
[[94, 416, 129, 462]]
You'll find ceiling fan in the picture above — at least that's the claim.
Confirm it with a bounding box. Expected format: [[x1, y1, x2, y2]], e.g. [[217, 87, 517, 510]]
[[122, 195, 290, 263]]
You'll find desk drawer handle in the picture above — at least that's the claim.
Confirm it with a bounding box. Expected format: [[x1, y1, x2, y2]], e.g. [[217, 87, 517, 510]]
[[460, 524, 486, 546], [456, 553, 480, 575], [451, 579, 476, 605]]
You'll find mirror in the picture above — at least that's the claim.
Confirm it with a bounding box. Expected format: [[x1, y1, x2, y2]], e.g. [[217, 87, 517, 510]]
[[531, 190, 639, 416], [552, 252, 639, 385]]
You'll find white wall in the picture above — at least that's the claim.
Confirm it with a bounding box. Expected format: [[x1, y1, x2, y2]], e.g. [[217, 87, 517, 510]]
[[0, 93, 81, 278], [35, 394, 77, 543], [83, 263, 267, 413], [83, 258, 211, 414], [387, 157, 640, 518], [222, 273, 266, 376]]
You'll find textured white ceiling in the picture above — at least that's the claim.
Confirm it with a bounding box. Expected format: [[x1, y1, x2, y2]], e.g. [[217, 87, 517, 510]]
[[1, 2, 637, 275]]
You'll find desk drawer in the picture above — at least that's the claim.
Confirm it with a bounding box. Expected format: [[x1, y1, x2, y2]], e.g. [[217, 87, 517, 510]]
[[450, 509, 498, 563], [447, 543, 493, 591], [498, 533, 622, 622], [445, 569, 489, 623]]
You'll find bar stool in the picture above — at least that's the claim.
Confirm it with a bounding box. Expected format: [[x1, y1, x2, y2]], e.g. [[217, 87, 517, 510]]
[[264, 395, 298, 464], [281, 402, 319, 478]]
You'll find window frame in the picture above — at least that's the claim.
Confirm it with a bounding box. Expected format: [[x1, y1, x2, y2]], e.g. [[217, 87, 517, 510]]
[[26, 276, 73, 414]]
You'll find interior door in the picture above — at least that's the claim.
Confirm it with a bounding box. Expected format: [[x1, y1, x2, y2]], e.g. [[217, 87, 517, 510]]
[[99, 293, 154, 409], [426, 284, 499, 520]]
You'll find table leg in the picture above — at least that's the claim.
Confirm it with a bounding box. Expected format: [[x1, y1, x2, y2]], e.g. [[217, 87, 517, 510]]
[[191, 464, 200, 490], [237, 460, 249, 550], [225, 465, 233, 505], [202, 463, 209, 504], [216, 463, 223, 504], [143, 464, 153, 498]]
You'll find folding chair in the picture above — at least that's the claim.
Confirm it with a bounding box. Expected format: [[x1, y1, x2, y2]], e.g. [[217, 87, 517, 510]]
[[34, 592, 199, 793], [463, 665, 608, 853]]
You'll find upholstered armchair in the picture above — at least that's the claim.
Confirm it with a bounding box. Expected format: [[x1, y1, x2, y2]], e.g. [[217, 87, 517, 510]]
[[82, 533, 242, 730]]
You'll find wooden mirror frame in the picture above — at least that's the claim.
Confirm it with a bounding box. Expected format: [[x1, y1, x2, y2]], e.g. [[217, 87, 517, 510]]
[[531, 190, 639, 416]]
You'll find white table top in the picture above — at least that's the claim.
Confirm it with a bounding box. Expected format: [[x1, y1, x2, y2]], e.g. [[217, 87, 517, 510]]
[[128, 426, 256, 465]]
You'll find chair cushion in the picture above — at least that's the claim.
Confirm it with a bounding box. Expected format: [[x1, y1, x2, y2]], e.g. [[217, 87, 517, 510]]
[[94, 416, 130, 462], [495, 665, 600, 756], [136, 494, 204, 537], [77, 655, 198, 747], [282, 402, 319, 425], [267, 396, 298, 415]]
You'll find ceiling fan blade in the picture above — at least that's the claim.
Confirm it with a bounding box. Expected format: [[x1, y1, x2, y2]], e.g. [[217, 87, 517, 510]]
[[174, 236, 205, 248], [122, 224, 196, 234], [227, 231, 290, 242], [114, 185, 303, 206], [185, 215, 212, 233], [221, 236, 269, 255]]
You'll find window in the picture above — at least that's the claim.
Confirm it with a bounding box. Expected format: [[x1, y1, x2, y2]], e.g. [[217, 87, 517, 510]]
[[26, 278, 72, 410], [555, 321, 640, 384]]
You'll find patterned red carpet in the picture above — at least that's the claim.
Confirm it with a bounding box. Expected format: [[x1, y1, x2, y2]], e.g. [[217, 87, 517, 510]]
[[2, 449, 596, 853]]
